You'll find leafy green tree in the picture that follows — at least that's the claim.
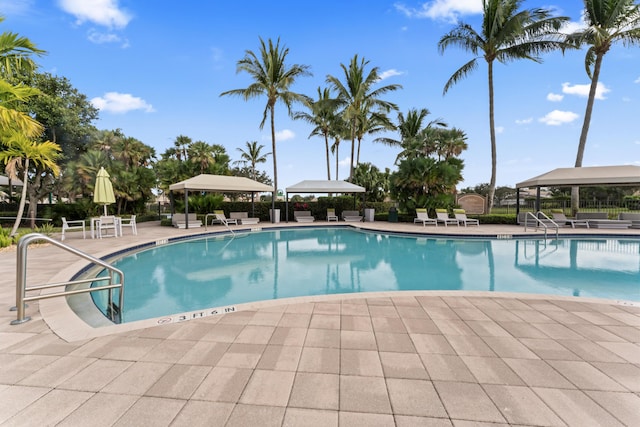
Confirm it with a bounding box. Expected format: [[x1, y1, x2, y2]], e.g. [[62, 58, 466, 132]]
[[221, 37, 311, 208], [326, 55, 401, 180], [566, 0, 640, 214], [351, 162, 389, 202], [0, 132, 60, 235], [234, 140, 270, 181], [438, 0, 569, 212], [14, 72, 99, 159]]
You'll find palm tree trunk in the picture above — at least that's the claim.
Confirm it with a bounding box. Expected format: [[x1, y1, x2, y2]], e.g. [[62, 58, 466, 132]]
[[349, 122, 356, 181], [10, 158, 30, 237], [487, 61, 497, 214], [356, 137, 361, 166], [324, 134, 331, 180], [572, 53, 604, 216], [270, 104, 278, 222], [335, 141, 339, 180]]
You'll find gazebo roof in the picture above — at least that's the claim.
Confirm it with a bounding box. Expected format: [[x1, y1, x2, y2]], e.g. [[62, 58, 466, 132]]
[[169, 174, 273, 193], [516, 165, 640, 188], [285, 180, 365, 193]]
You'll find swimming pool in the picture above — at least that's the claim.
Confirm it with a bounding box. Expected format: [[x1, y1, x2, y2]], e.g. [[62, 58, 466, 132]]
[[91, 227, 640, 323]]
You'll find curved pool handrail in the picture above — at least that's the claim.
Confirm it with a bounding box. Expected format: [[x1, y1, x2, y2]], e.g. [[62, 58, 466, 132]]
[[11, 233, 125, 325]]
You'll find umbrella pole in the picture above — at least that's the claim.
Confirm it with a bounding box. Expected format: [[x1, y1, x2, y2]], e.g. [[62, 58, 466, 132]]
[[104, 205, 108, 216]]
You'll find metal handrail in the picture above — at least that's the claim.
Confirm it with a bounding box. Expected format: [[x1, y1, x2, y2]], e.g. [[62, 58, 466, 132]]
[[11, 233, 125, 325], [524, 212, 559, 240]]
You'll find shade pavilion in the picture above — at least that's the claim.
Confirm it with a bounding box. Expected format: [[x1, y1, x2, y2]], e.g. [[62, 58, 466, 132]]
[[169, 174, 273, 228], [515, 165, 640, 217], [284, 180, 366, 222]]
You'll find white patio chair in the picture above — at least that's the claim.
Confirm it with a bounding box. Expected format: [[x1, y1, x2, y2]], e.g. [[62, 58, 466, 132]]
[[119, 214, 137, 235], [61, 217, 86, 241], [98, 215, 118, 238]]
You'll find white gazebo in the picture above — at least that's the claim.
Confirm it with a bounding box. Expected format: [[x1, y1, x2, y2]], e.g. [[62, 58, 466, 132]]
[[515, 165, 640, 215], [169, 174, 274, 227], [284, 180, 366, 222]]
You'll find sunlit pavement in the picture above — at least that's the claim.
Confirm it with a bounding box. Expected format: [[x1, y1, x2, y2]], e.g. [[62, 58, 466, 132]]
[[0, 220, 639, 426]]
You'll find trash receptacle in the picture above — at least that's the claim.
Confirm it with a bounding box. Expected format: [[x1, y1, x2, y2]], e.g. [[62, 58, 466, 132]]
[[364, 208, 375, 222], [388, 207, 398, 223]]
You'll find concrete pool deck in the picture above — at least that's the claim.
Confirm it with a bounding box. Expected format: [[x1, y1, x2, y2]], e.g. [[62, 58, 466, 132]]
[[0, 221, 639, 426]]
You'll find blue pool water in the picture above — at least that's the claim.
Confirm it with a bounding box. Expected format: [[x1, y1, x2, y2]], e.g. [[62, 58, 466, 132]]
[[92, 228, 640, 323]]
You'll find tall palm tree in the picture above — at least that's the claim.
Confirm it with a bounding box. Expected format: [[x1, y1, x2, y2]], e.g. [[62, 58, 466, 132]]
[[235, 141, 270, 181], [221, 37, 311, 215], [173, 135, 191, 161], [355, 100, 396, 165], [566, 0, 640, 213], [0, 16, 45, 77], [0, 131, 60, 236], [327, 55, 401, 181], [0, 79, 42, 137], [188, 141, 215, 174], [438, 0, 569, 212], [293, 87, 339, 180]]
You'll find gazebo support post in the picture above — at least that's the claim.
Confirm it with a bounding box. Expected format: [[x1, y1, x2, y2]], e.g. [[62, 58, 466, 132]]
[[515, 188, 520, 223], [184, 190, 189, 229], [535, 187, 541, 215], [285, 193, 289, 223]]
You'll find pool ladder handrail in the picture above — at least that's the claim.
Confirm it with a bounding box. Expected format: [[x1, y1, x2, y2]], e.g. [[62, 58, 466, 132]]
[[524, 211, 559, 240], [11, 233, 125, 325], [204, 213, 235, 235]]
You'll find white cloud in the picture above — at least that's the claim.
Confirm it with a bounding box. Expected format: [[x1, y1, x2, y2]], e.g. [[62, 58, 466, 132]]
[[275, 129, 295, 141], [58, 0, 132, 29], [87, 29, 129, 47], [378, 69, 404, 80], [539, 110, 579, 126], [394, 0, 482, 22], [0, 0, 33, 15], [562, 82, 610, 100], [495, 126, 504, 134], [547, 93, 564, 102], [338, 156, 352, 167], [635, 76, 640, 84], [91, 92, 154, 114], [515, 118, 533, 125]]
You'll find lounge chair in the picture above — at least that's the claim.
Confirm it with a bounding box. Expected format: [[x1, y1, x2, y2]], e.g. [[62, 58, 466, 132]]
[[327, 208, 338, 222], [576, 212, 630, 229], [414, 209, 437, 227], [342, 210, 363, 222], [214, 213, 238, 226], [551, 210, 589, 228], [294, 211, 315, 222], [453, 209, 479, 227], [172, 213, 202, 228], [618, 213, 640, 229], [61, 217, 86, 241], [435, 209, 458, 227], [230, 212, 260, 225]]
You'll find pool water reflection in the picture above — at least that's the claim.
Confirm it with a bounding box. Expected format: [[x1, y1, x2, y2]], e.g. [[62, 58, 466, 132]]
[[93, 228, 640, 323]]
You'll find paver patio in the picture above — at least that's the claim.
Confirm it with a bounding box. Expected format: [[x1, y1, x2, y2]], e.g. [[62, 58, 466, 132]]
[[0, 220, 638, 426]]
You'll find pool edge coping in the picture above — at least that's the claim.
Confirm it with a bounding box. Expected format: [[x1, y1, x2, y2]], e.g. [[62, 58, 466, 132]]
[[39, 225, 640, 342]]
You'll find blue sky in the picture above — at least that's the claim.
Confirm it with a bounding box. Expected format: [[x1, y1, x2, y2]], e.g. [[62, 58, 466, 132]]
[[3, 0, 639, 191]]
